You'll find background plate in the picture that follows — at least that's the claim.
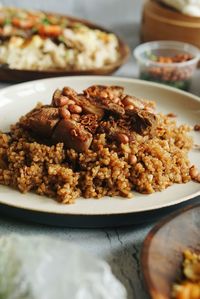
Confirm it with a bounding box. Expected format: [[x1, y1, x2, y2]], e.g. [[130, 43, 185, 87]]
[[0, 76, 200, 226], [141, 204, 200, 299], [0, 13, 129, 82]]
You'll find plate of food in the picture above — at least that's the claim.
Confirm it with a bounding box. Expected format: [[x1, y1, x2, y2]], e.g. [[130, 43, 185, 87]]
[[142, 204, 200, 299], [0, 76, 200, 227], [0, 6, 129, 82]]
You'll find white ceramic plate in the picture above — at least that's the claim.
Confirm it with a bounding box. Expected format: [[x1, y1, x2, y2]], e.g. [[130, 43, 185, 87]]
[[0, 76, 200, 226]]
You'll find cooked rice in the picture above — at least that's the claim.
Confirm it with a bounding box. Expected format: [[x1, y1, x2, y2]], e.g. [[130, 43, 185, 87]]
[[0, 112, 194, 204]]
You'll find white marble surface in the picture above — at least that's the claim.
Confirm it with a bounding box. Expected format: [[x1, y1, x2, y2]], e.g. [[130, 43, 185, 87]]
[[0, 1, 200, 298]]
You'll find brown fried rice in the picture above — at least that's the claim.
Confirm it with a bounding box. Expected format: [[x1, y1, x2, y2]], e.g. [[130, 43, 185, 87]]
[[0, 112, 194, 204]]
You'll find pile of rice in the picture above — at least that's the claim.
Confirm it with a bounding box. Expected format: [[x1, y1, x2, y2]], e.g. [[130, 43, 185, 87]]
[[0, 113, 194, 204], [0, 30, 119, 71]]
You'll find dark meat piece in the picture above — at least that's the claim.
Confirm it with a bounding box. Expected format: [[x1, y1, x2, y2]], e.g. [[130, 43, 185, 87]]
[[18, 85, 158, 152], [98, 106, 157, 142], [20, 106, 60, 138], [84, 85, 125, 117], [122, 95, 156, 114], [52, 119, 92, 152], [122, 95, 145, 110], [76, 95, 104, 119], [98, 118, 134, 144], [127, 108, 157, 135], [97, 99, 125, 117]]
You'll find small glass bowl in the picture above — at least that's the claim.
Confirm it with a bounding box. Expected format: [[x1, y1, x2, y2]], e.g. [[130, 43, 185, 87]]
[[133, 41, 200, 91]]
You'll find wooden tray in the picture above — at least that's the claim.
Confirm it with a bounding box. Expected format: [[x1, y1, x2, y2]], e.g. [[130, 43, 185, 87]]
[[0, 13, 130, 83], [141, 204, 200, 299], [141, 0, 200, 49]]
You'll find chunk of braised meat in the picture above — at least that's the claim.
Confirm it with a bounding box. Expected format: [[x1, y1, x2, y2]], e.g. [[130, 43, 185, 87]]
[[95, 99, 125, 117], [52, 119, 93, 152], [122, 95, 156, 113], [122, 95, 145, 110], [20, 106, 60, 138], [98, 118, 132, 144], [19, 85, 158, 152], [84, 85, 125, 117], [126, 108, 157, 135], [76, 95, 104, 119]]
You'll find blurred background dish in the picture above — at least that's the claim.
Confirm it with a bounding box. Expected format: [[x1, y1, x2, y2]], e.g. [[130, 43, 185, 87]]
[[0, 7, 129, 82], [134, 40, 200, 90], [160, 0, 200, 17], [141, 204, 200, 299], [141, 0, 200, 50]]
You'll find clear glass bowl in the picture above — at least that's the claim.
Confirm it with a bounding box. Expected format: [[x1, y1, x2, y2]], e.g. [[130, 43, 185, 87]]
[[134, 41, 200, 91]]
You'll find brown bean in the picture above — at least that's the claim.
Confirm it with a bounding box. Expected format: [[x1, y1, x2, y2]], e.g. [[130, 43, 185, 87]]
[[68, 104, 82, 114], [59, 107, 71, 119], [194, 124, 200, 131], [189, 165, 199, 179], [122, 97, 132, 106], [117, 133, 129, 144], [129, 154, 137, 165], [125, 104, 135, 110], [167, 113, 177, 118], [62, 87, 77, 97], [54, 95, 70, 107], [101, 91, 108, 98], [112, 97, 120, 104]]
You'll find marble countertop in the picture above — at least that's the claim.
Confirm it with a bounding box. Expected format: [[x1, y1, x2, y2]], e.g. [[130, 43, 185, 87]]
[[0, 1, 200, 298]]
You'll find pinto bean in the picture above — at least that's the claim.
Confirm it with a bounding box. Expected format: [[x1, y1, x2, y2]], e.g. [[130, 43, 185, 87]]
[[59, 107, 71, 119], [117, 133, 129, 144], [189, 165, 199, 179], [68, 104, 82, 114], [129, 154, 137, 165]]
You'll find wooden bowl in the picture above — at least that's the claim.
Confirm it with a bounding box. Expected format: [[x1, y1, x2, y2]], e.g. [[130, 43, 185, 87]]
[[141, 0, 200, 49], [0, 14, 130, 83], [141, 204, 200, 299]]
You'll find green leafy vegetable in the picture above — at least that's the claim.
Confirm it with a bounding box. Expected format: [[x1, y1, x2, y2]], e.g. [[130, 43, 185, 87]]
[[41, 17, 51, 25]]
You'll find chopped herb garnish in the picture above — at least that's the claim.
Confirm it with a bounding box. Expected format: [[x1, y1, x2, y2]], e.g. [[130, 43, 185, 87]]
[[72, 22, 83, 29], [4, 19, 11, 25], [58, 35, 65, 43], [32, 27, 38, 33], [41, 17, 50, 25], [60, 19, 68, 28], [65, 50, 71, 60], [148, 54, 157, 61]]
